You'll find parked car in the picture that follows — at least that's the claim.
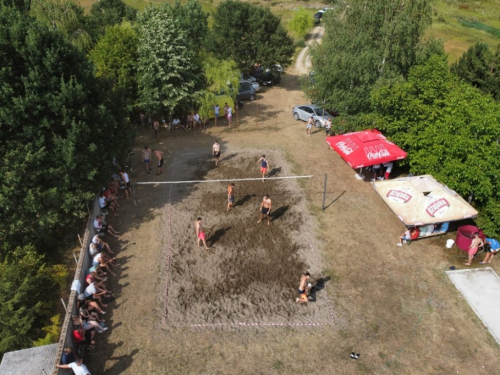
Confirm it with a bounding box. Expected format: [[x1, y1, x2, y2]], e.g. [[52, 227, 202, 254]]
[[256, 68, 281, 86], [237, 85, 256, 101], [239, 79, 260, 92], [292, 104, 333, 127]]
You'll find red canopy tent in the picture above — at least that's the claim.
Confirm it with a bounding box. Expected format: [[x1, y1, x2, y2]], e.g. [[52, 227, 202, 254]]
[[326, 129, 407, 169]]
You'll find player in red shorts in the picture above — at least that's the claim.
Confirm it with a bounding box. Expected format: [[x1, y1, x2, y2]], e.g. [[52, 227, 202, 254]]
[[195, 217, 210, 249], [258, 155, 269, 182]]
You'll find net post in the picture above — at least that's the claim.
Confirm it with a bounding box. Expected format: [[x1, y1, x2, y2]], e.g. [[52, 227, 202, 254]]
[[322, 173, 327, 210]]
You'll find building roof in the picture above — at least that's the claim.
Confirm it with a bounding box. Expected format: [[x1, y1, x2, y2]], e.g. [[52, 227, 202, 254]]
[[0, 344, 57, 375]]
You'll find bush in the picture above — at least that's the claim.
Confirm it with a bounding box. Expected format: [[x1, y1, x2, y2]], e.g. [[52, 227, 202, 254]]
[[288, 8, 314, 38]]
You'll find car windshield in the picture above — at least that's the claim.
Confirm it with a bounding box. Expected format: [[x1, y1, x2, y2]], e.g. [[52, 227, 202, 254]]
[[313, 108, 331, 117]]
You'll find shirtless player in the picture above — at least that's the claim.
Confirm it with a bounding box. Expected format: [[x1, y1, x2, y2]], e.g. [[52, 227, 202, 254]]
[[227, 183, 235, 211], [296, 272, 311, 304], [212, 141, 221, 166], [142, 146, 151, 174], [153, 149, 164, 175], [257, 194, 272, 225], [195, 217, 210, 249]]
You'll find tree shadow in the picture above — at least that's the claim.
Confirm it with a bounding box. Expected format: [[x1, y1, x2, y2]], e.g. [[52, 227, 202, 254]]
[[209, 227, 231, 246], [103, 348, 140, 374], [267, 167, 282, 178], [323, 190, 346, 210], [235, 194, 255, 207], [271, 205, 289, 221], [308, 276, 331, 303]]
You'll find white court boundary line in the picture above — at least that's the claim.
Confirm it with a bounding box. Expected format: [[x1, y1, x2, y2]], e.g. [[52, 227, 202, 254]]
[[137, 175, 313, 185], [160, 150, 331, 328]]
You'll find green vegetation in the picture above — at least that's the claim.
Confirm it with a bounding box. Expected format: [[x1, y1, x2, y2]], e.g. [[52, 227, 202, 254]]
[[372, 55, 500, 237], [288, 7, 314, 38], [208, 0, 294, 70]]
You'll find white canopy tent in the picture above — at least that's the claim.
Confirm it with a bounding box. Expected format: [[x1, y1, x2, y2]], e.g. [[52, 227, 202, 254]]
[[372, 175, 478, 227]]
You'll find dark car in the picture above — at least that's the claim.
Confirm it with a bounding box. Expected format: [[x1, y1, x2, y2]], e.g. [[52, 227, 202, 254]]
[[237, 84, 256, 101], [257, 69, 281, 86]]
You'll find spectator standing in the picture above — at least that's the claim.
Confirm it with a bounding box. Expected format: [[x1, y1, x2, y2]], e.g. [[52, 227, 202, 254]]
[[382, 161, 393, 180], [142, 146, 151, 174]]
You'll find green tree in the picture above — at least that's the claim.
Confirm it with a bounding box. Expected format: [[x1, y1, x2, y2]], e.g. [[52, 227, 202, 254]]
[[136, 3, 199, 115], [209, 0, 294, 71], [0, 246, 59, 355], [308, 0, 432, 114], [450, 42, 500, 101], [90, 23, 139, 104], [30, 0, 92, 51], [0, 7, 131, 252], [172, 0, 208, 50], [202, 54, 240, 94], [288, 8, 314, 38], [371, 55, 500, 236], [87, 0, 137, 42]]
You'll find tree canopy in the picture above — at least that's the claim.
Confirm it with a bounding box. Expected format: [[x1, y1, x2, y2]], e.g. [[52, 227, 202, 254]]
[[308, 0, 432, 114], [136, 3, 200, 114], [288, 8, 314, 38], [87, 0, 137, 42], [0, 6, 130, 252], [450, 42, 500, 101], [209, 0, 294, 71], [90, 23, 139, 104], [372, 55, 500, 236]]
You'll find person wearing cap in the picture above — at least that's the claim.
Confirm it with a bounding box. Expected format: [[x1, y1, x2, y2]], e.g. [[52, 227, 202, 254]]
[[465, 232, 484, 266], [480, 238, 500, 264], [57, 357, 91, 375]]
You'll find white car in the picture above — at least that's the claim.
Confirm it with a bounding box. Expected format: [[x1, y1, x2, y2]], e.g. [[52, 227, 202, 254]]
[[240, 79, 260, 92], [292, 104, 333, 128]]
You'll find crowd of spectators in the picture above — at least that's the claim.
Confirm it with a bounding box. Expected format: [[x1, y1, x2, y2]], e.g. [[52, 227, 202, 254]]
[[57, 171, 131, 374]]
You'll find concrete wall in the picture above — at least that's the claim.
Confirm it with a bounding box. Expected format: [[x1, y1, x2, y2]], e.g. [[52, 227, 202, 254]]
[[53, 197, 100, 375]]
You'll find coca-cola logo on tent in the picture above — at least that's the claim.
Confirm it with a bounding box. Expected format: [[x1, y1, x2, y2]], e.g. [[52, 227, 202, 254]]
[[336, 138, 358, 155], [426, 198, 450, 217], [386, 189, 412, 203], [364, 144, 390, 160]]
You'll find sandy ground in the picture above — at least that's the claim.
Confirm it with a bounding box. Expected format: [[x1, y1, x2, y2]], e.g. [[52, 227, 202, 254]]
[[86, 68, 500, 375], [159, 150, 331, 326]]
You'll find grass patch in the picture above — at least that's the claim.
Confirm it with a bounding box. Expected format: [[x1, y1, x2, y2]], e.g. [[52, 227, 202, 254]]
[[459, 19, 500, 38]]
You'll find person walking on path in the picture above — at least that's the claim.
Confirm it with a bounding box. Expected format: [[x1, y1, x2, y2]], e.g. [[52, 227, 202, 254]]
[[325, 117, 332, 136], [227, 106, 233, 127], [212, 141, 221, 166], [227, 183, 235, 211], [119, 171, 131, 199], [142, 146, 151, 174], [153, 120, 160, 141], [195, 217, 210, 249], [306, 117, 313, 135], [295, 272, 311, 304], [258, 155, 269, 182], [480, 238, 500, 264], [465, 232, 484, 266], [213, 104, 220, 126], [153, 149, 164, 175], [223, 103, 229, 125], [257, 194, 272, 225]]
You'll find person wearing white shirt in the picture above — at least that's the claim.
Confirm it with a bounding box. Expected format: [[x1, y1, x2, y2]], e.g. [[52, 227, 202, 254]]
[[56, 358, 91, 375]]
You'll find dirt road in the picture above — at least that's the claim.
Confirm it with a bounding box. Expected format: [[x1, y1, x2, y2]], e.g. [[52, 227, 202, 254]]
[[295, 26, 324, 75]]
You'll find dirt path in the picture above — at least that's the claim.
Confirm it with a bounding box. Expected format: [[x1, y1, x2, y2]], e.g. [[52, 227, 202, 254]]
[[295, 26, 324, 75]]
